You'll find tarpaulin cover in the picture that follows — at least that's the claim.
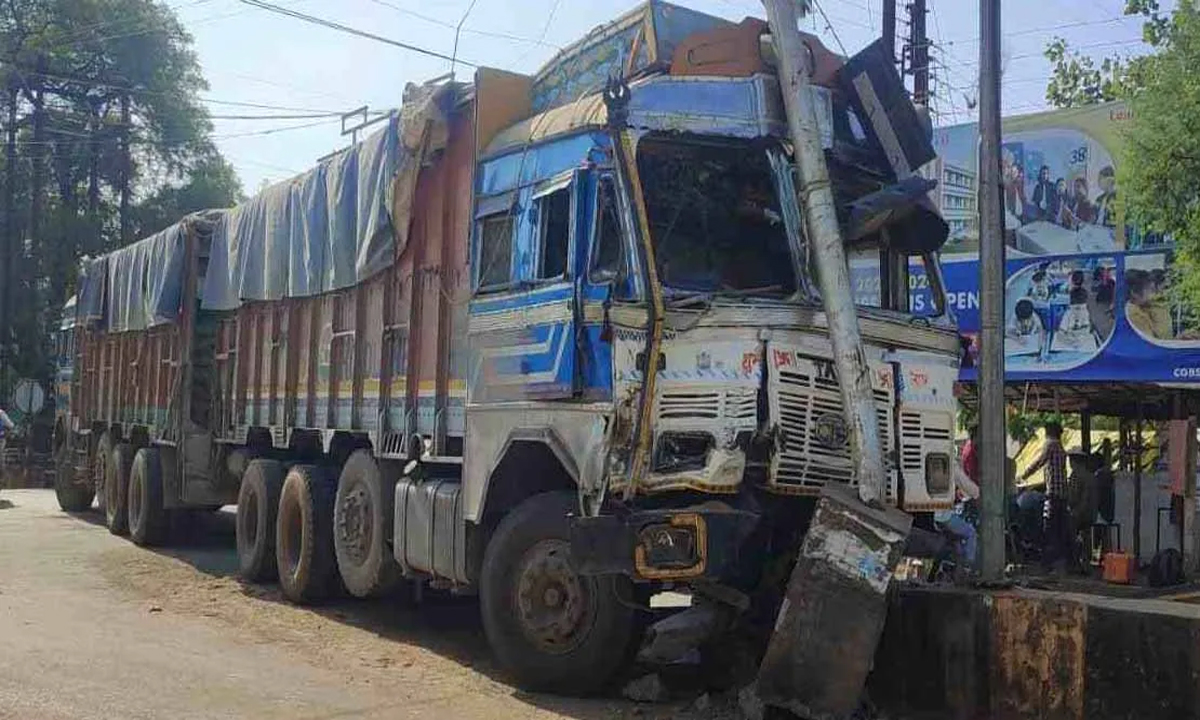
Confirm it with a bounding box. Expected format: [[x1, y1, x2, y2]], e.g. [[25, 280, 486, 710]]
[[105, 222, 187, 332], [76, 255, 108, 327], [201, 83, 451, 311]]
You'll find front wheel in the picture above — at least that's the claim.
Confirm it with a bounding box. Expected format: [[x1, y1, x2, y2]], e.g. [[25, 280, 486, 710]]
[[480, 491, 639, 695]]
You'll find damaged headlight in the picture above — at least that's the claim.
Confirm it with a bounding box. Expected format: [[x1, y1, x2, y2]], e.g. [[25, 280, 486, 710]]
[[924, 452, 952, 495], [652, 432, 713, 473]]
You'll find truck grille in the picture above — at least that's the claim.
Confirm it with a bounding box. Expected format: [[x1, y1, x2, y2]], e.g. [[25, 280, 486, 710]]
[[657, 387, 757, 423], [768, 358, 896, 499], [900, 410, 953, 477]]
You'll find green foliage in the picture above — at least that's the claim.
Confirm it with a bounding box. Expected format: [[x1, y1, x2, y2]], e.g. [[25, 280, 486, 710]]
[[1044, 37, 1132, 108], [1042, 0, 1165, 109], [0, 0, 242, 388], [1119, 0, 1200, 308]]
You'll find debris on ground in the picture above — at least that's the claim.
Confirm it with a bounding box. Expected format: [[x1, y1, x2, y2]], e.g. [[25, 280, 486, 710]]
[[622, 673, 670, 703]]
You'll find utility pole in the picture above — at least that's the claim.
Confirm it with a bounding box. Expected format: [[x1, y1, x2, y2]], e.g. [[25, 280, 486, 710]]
[[762, 0, 887, 505], [908, 0, 929, 105], [978, 0, 1006, 581], [882, 0, 897, 64]]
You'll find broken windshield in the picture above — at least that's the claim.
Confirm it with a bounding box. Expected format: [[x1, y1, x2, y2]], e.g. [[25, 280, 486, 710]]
[[636, 136, 798, 299]]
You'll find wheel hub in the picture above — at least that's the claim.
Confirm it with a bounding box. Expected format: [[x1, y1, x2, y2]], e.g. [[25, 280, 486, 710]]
[[515, 540, 593, 654], [337, 484, 372, 564]]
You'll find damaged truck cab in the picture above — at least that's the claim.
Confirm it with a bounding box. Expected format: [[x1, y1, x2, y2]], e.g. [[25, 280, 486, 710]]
[[463, 3, 959, 689]]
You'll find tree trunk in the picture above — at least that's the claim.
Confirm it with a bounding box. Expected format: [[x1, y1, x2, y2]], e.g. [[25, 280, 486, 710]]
[[118, 93, 130, 246], [0, 79, 15, 390]]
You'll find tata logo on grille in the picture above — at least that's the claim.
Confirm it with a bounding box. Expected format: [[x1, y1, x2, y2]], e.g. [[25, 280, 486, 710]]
[[812, 412, 849, 450]]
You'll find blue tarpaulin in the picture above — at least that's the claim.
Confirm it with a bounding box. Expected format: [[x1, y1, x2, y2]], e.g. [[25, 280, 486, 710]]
[[200, 114, 400, 310], [199, 81, 452, 311], [102, 222, 187, 332]]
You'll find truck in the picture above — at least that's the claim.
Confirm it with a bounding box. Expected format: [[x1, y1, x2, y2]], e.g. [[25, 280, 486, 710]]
[[53, 1, 960, 696]]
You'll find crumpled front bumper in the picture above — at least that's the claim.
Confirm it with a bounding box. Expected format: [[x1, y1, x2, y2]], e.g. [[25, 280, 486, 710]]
[[569, 503, 762, 582]]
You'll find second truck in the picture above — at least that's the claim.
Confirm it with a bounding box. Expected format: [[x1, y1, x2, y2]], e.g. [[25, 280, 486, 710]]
[[53, 1, 960, 695]]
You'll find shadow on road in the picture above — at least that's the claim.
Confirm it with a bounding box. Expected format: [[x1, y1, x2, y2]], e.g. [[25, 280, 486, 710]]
[[66, 506, 669, 720]]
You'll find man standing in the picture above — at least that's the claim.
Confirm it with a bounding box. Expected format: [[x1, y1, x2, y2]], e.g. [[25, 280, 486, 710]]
[[1021, 421, 1070, 570], [0, 405, 14, 486], [961, 424, 980, 484]]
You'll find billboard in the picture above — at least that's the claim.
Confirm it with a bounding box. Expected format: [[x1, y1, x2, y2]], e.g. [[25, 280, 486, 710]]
[[852, 102, 1200, 383]]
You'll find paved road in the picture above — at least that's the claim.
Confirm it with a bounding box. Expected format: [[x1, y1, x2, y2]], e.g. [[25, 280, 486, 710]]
[[0, 490, 685, 720]]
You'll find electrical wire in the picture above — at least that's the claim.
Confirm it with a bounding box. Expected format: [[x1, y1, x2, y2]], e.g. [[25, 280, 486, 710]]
[[234, 0, 478, 66], [0, 62, 344, 114], [811, 0, 850, 56], [364, 0, 559, 48]]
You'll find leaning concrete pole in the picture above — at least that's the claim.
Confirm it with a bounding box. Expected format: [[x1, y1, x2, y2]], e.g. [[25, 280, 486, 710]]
[[761, 0, 887, 505], [757, 3, 913, 717]]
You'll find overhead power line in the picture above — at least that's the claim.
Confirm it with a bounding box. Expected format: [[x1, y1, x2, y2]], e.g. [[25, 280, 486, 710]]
[[208, 111, 345, 120], [235, 0, 478, 67], [0, 62, 343, 114], [365, 0, 559, 48]]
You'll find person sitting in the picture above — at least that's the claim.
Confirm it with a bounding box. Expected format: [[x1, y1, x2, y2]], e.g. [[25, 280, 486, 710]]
[[1052, 286, 1099, 352], [1125, 268, 1173, 340], [1007, 298, 1045, 356], [934, 461, 981, 573]]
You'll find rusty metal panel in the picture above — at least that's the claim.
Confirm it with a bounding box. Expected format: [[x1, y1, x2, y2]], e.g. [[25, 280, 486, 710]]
[[991, 595, 1085, 720]]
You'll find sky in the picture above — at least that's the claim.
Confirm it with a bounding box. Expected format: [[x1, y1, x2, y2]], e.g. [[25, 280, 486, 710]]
[[172, 0, 1165, 192]]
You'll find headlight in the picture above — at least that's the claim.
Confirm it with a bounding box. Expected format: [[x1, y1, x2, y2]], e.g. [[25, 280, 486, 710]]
[[925, 453, 951, 495], [652, 432, 713, 473]]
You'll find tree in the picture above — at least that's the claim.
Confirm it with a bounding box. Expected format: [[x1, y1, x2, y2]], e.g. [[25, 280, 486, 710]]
[[1043, 0, 1165, 109], [1119, 0, 1200, 305], [0, 0, 242, 391]]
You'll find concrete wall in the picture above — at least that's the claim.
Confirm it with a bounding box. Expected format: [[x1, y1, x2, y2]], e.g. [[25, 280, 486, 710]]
[[871, 585, 1200, 720]]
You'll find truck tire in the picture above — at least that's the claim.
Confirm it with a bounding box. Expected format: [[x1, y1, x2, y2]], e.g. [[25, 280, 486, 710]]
[[480, 491, 638, 695], [276, 464, 340, 603], [93, 432, 113, 516], [105, 442, 134, 536], [128, 447, 170, 547], [237, 459, 285, 581], [334, 450, 400, 598], [54, 440, 93, 512]]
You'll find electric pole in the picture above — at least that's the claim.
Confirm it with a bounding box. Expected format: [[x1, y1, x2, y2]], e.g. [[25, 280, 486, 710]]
[[761, 0, 887, 505], [908, 0, 929, 105], [882, 0, 897, 64], [978, 0, 1006, 581]]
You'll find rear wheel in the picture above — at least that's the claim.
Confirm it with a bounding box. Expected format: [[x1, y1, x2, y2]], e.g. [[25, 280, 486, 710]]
[[105, 442, 134, 535], [93, 432, 113, 516], [128, 447, 169, 546], [237, 459, 285, 581], [334, 450, 400, 598], [480, 491, 639, 695], [54, 436, 93, 512], [276, 464, 340, 603]]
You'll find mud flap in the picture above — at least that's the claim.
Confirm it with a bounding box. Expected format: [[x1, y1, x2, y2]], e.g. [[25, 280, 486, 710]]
[[757, 482, 911, 719]]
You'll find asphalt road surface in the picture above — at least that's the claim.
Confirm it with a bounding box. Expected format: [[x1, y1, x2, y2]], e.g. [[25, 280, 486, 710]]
[[0, 489, 701, 720]]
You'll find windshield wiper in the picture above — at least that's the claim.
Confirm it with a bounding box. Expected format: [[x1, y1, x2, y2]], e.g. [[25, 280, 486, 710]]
[[713, 285, 785, 298], [664, 290, 713, 309]]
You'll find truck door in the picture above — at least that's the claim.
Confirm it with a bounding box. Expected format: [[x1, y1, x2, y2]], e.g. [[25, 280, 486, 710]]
[[468, 170, 582, 402]]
